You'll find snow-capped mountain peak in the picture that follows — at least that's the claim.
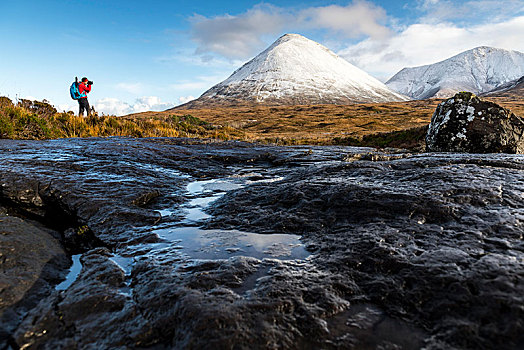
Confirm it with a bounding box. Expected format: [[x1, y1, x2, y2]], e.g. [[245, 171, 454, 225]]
[[386, 46, 524, 100], [180, 34, 408, 108]]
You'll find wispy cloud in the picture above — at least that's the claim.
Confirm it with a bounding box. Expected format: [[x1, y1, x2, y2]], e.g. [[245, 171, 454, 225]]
[[338, 16, 524, 81], [300, 1, 390, 39], [168, 74, 229, 92], [115, 82, 145, 94], [416, 0, 524, 23], [190, 4, 287, 60], [95, 96, 175, 116], [156, 49, 244, 69], [189, 1, 391, 60]]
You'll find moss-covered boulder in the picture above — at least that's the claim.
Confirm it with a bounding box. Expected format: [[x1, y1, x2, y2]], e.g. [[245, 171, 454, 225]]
[[426, 92, 524, 153]]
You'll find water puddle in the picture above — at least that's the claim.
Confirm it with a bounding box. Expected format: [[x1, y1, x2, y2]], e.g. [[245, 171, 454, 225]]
[[106, 170, 309, 295], [108, 255, 134, 296], [155, 227, 308, 260], [55, 170, 307, 292], [153, 174, 308, 260], [186, 179, 242, 194], [55, 254, 82, 291], [109, 255, 134, 275], [156, 209, 177, 217]]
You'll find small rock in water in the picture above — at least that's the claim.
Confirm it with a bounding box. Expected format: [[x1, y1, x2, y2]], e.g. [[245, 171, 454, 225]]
[[225, 247, 241, 253], [426, 91, 524, 153]]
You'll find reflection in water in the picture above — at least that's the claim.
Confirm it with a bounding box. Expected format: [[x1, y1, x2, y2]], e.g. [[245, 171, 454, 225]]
[[55, 171, 306, 292], [109, 255, 134, 275], [160, 175, 309, 260], [55, 254, 82, 291], [186, 179, 243, 195], [107, 173, 309, 296], [156, 227, 308, 260]]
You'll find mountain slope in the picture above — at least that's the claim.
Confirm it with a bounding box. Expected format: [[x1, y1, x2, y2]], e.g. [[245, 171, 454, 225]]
[[386, 47, 524, 100], [177, 34, 408, 109], [484, 76, 524, 97]]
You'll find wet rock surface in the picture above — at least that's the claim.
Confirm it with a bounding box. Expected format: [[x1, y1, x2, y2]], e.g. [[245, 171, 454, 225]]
[[0, 210, 68, 347], [426, 92, 524, 153], [0, 137, 522, 349]]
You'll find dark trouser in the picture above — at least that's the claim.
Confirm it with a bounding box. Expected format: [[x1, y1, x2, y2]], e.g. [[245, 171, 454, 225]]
[[78, 98, 90, 116]]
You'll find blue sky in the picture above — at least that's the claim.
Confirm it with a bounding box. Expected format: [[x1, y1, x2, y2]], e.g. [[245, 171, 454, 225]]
[[1, 0, 523, 115]]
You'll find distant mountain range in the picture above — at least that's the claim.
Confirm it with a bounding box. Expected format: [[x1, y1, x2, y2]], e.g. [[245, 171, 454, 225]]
[[175, 35, 524, 109], [386, 47, 524, 100], [177, 34, 408, 109]]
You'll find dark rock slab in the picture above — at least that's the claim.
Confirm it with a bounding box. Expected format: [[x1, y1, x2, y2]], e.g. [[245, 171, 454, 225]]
[[0, 138, 522, 349], [426, 92, 524, 153], [0, 209, 69, 349], [13, 248, 155, 349], [206, 153, 524, 349]]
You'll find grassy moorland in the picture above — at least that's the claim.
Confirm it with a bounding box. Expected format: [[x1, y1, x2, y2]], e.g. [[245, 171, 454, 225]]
[[129, 99, 444, 149], [0, 97, 242, 140], [130, 95, 523, 149], [1, 95, 521, 151]]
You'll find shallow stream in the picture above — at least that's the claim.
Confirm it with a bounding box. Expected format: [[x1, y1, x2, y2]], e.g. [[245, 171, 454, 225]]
[[56, 168, 308, 292]]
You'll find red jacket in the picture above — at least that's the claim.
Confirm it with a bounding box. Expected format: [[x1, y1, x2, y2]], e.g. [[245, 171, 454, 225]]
[[79, 82, 91, 98]]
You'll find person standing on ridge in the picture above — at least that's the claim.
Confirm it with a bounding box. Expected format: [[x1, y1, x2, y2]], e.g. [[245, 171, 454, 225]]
[[78, 77, 93, 116]]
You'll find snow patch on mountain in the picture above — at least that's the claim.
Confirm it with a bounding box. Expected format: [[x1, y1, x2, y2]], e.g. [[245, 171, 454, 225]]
[[484, 76, 524, 96], [386, 47, 524, 100], [182, 34, 408, 108]]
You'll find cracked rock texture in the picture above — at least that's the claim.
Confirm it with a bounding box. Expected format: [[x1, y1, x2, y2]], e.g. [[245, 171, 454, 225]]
[[426, 92, 524, 153], [0, 138, 522, 349]]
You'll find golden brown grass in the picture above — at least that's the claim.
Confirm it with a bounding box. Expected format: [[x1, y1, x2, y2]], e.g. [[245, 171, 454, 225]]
[[128, 99, 444, 145], [3, 95, 521, 150], [483, 95, 524, 117], [129, 96, 523, 146], [0, 98, 243, 140]]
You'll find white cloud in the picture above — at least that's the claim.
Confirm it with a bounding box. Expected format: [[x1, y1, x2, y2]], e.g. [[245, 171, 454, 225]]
[[57, 103, 75, 112], [338, 16, 524, 81], [190, 1, 391, 60], [170, 81, 214, 91], [190, 4, 287, 59], [133, 96, 174, 112], [156, 50, 243, 69], [169, 74, 229, 92], [416, 0, 524, 23], [178, 95, 195, 104], [300, 1, 390, 39], [95, 96, 175, 116]]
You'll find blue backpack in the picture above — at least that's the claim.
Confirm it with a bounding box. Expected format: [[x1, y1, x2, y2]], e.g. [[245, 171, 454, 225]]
[[70, 77, 82, 100]]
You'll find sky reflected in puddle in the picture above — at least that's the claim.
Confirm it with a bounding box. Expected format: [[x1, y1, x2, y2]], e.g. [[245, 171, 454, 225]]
[[107, 172, 309, 292], [55, 254, 82, 291], [56, 170, 309, 292], [156, 226, 308, 260]]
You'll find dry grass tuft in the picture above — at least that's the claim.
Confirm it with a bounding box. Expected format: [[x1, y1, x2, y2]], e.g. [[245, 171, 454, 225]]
[[0, 98, 243, 141]]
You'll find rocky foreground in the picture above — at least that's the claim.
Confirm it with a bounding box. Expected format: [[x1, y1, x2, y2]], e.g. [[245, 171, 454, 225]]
[[0, 138, 522, 349]]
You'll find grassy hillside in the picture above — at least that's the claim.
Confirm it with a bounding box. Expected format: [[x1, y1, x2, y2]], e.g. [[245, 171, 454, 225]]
[[0, 97, 242, 140]]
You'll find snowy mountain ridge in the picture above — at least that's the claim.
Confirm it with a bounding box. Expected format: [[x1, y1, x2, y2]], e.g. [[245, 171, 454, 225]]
[[180, 34, 408, 108], [484, 75, 524, 96], [386, 47, 524, 100]]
